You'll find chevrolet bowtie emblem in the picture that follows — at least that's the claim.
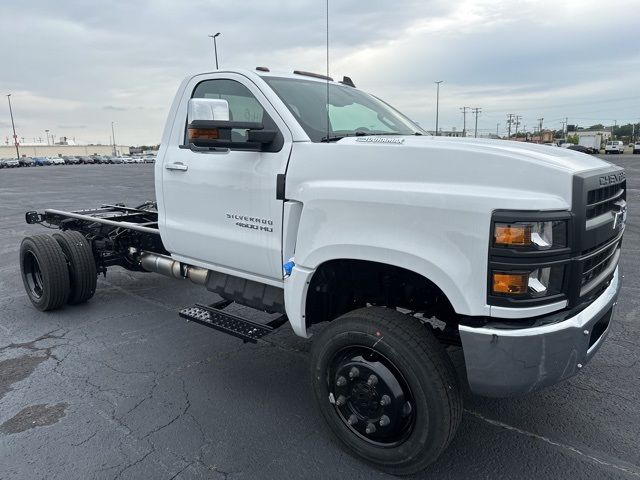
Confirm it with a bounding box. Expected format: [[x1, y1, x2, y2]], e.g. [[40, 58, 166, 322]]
[[612, 203, 627, 230]]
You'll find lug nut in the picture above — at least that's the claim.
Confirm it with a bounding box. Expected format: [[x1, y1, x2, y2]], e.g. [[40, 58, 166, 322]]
[[367, 374, 378, 386], [336, 376, 347, 387], [380, 394, 391, 406], [379, 415, 390, 427], [349, 367, 360, 379], [348, 414, 358, 425], [366, 423, 376, 434], [336, 395, 347, 406], [402, 401, 412, 417], [583, 330, 589, 335], [577, 363, 583, 369]]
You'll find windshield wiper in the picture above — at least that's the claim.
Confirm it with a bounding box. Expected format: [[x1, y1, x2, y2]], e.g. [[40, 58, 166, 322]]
[[320, 135, 347, 142]]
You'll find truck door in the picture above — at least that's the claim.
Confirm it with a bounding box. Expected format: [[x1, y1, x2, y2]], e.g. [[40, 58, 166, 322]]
[[159, 73, 292, 283]]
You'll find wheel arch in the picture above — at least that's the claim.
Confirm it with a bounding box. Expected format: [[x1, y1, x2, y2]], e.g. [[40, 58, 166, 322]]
[[284, 245, 470, 338]]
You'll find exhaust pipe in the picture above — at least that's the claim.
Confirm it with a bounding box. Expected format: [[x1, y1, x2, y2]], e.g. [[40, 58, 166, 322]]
[[139, 252, 208, 285]]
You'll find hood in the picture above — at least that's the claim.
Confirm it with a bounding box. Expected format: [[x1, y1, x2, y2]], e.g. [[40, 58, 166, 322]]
[[338, 135, 610, 175]]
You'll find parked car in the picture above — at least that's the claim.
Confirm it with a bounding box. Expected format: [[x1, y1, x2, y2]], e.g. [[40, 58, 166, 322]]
[[567, 145, 591, 154], [633, 143, 640, 154], [1, 158, 20, 168], [91, 155, 110, 164], [78, 156, 94, 164], [19, 157, 36, 167], [143, 156, 156, 163], [110, 156, 124, 164], [120, 156, 136, 164], [604, 140, 624, 154], [62, 156, 81, 165], [33, 156, 52, 166], [49, 156, 66, 165]]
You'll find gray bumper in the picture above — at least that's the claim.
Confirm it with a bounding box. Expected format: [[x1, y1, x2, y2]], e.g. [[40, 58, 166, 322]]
[[459, 267, 621, 397]]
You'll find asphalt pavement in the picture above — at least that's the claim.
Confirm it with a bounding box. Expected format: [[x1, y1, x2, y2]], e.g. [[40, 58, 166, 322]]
[[0, 156, 638, 480]]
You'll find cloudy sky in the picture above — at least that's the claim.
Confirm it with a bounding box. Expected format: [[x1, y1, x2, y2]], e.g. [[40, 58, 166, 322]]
[[1, 0, 638, 145]]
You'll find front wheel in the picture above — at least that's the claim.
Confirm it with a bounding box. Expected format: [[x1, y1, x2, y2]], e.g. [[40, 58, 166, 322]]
[[310, 307, 462, 475]]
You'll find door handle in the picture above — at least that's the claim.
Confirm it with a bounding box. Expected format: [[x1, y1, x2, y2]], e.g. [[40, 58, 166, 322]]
[[165, 162, 188, 171]]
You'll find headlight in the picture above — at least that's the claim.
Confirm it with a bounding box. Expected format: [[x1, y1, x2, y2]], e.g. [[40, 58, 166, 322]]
[[493, 220, 567, 251], [489, 211, 571, 307], [491, 266, 565, 298]]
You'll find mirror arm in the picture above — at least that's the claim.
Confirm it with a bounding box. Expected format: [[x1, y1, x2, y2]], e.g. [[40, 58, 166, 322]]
[[179, 143, 229, 152]]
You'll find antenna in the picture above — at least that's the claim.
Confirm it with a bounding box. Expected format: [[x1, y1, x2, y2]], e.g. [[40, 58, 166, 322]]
[[325, 0, 330, 142]]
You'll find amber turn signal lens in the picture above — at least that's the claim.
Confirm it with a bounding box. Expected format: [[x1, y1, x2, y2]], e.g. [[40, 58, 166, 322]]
[[188, 127, 219, 140], [494, 224, 531, 246], [492, 273, 528, 295]]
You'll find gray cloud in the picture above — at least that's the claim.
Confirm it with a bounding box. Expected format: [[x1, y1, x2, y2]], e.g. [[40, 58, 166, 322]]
[[0, 0, 638, 144]]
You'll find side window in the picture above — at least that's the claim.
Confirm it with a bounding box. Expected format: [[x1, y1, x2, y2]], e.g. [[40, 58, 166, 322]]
[[191, 79, 269, 143]]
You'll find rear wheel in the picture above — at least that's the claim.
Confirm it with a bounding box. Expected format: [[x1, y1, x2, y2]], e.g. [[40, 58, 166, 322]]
[[310, 307, 462, 475], [20, 235, 70, 311], [52, 231, 97, 305]]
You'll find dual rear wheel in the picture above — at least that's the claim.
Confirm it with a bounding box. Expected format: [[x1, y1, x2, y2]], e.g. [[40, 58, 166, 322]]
[[20, 231, 97, 311]]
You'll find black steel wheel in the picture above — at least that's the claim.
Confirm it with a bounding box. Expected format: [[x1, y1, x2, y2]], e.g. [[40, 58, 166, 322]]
[[53, 231, 97, 305], [310, 307, 462, 475], [20, 235, 70, 311]]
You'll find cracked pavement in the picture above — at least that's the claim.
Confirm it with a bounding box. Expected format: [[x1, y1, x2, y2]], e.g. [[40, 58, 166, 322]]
[[0, 159, 639, 479]]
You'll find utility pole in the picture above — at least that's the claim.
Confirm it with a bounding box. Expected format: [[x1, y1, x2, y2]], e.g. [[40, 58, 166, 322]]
[[6, 94, 20, 159], [460, 106, 470, 137], [612, 120, 616, 140], [515, 115, 522, 139], [111, 121, 117, 156], [496, 123, 500, 138], [208, 33, 221, 69], [506, 113, 515, 139], [472, 107, 482, 138], [537, 117, 544, 143], [434, 81, 443, 136]]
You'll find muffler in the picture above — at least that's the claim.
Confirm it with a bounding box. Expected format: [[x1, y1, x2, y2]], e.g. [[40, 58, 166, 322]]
[[139, 252, 208, 285]]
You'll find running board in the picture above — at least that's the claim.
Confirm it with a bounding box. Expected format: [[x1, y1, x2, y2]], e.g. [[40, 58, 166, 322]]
[[178, 301, 287, 343]]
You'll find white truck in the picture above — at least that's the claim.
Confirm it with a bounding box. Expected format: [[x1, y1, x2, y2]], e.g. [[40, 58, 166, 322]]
[[19, 68, 626, 475], [605, 140, 625, 154], [578, 133, 602, 153]]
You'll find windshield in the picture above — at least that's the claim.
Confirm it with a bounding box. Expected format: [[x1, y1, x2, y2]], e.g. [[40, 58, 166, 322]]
[[262, 76, 425, 142]]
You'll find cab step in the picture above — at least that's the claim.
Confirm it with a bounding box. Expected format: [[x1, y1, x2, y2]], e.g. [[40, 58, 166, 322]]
[[178, 301, 287, 343]]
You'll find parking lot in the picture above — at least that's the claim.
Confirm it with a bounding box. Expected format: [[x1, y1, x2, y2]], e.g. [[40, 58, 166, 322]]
[[0, 155, 638, 479]]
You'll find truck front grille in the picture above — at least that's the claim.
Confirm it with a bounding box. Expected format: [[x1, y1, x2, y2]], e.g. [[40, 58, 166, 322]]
[[586, 180, 626, 220]]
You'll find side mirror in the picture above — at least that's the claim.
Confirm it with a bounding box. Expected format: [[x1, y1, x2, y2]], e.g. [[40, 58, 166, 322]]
[[188, 98, 230, 123], [185, 98, 277, 151]]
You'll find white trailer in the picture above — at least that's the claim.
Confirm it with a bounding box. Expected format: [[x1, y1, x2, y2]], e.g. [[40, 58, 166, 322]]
[[578, 133, 602, 153]]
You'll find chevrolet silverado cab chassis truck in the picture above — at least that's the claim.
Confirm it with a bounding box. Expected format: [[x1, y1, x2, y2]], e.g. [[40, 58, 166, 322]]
[[19, 68, 626, 475]]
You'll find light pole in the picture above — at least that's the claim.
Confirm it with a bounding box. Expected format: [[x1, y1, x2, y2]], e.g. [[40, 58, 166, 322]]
[[208, 33, 221, 69], [434, 81, 443, 136], [45, 129, 50, 145], [6, 94, 20, 159], [111, 121, 117, 156]]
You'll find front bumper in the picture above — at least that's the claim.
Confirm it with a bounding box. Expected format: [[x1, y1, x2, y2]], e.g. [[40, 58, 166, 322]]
[[459, 267, 621, 397]]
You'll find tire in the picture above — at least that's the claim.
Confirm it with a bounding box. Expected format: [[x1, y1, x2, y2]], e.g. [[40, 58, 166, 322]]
[[52, 231, 97, 305], [20, 235, 70, 311], [310, 307, 462, 475]]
